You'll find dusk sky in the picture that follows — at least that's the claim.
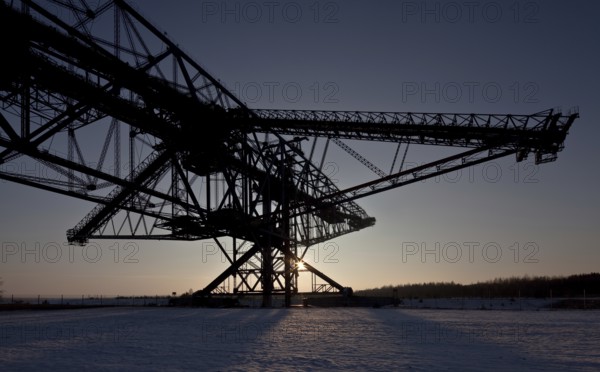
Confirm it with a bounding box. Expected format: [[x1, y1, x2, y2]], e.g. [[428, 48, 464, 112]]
[[1, 0, 598, 296]]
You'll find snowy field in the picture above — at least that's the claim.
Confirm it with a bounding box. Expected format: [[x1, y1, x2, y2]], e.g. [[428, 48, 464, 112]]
[[1, 307, 599, 371]]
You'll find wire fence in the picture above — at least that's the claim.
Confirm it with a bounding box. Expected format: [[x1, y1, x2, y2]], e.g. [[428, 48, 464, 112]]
[[0, 294, 172, 307]]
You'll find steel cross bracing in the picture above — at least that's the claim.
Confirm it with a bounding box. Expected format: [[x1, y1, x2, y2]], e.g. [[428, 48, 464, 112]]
[[0, 0, 578, 307]]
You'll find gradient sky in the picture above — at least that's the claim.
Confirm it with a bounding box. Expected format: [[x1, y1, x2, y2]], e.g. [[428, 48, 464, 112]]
[[1, 0, 599, 296]]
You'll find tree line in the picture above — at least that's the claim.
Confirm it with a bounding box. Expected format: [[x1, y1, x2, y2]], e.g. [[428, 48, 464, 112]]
[[355, 273, 600, 299]]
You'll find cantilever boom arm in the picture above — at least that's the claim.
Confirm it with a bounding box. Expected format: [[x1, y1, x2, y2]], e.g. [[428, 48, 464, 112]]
[[246, 109, 578, 220], [248, 108, 578, 157]]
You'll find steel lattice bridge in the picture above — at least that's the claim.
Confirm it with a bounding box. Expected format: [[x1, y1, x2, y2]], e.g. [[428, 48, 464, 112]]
[[0, 1, 578, 307]]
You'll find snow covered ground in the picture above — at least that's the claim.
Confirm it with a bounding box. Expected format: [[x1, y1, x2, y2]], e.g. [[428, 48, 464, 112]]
[[1, 307, 599, 371]]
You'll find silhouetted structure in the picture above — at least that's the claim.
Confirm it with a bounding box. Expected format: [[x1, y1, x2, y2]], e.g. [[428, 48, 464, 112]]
[[0, 1, 577, 307]]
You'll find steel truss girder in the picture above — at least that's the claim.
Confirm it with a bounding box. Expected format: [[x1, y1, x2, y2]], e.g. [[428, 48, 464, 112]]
[[250, 108, 577, 163]]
